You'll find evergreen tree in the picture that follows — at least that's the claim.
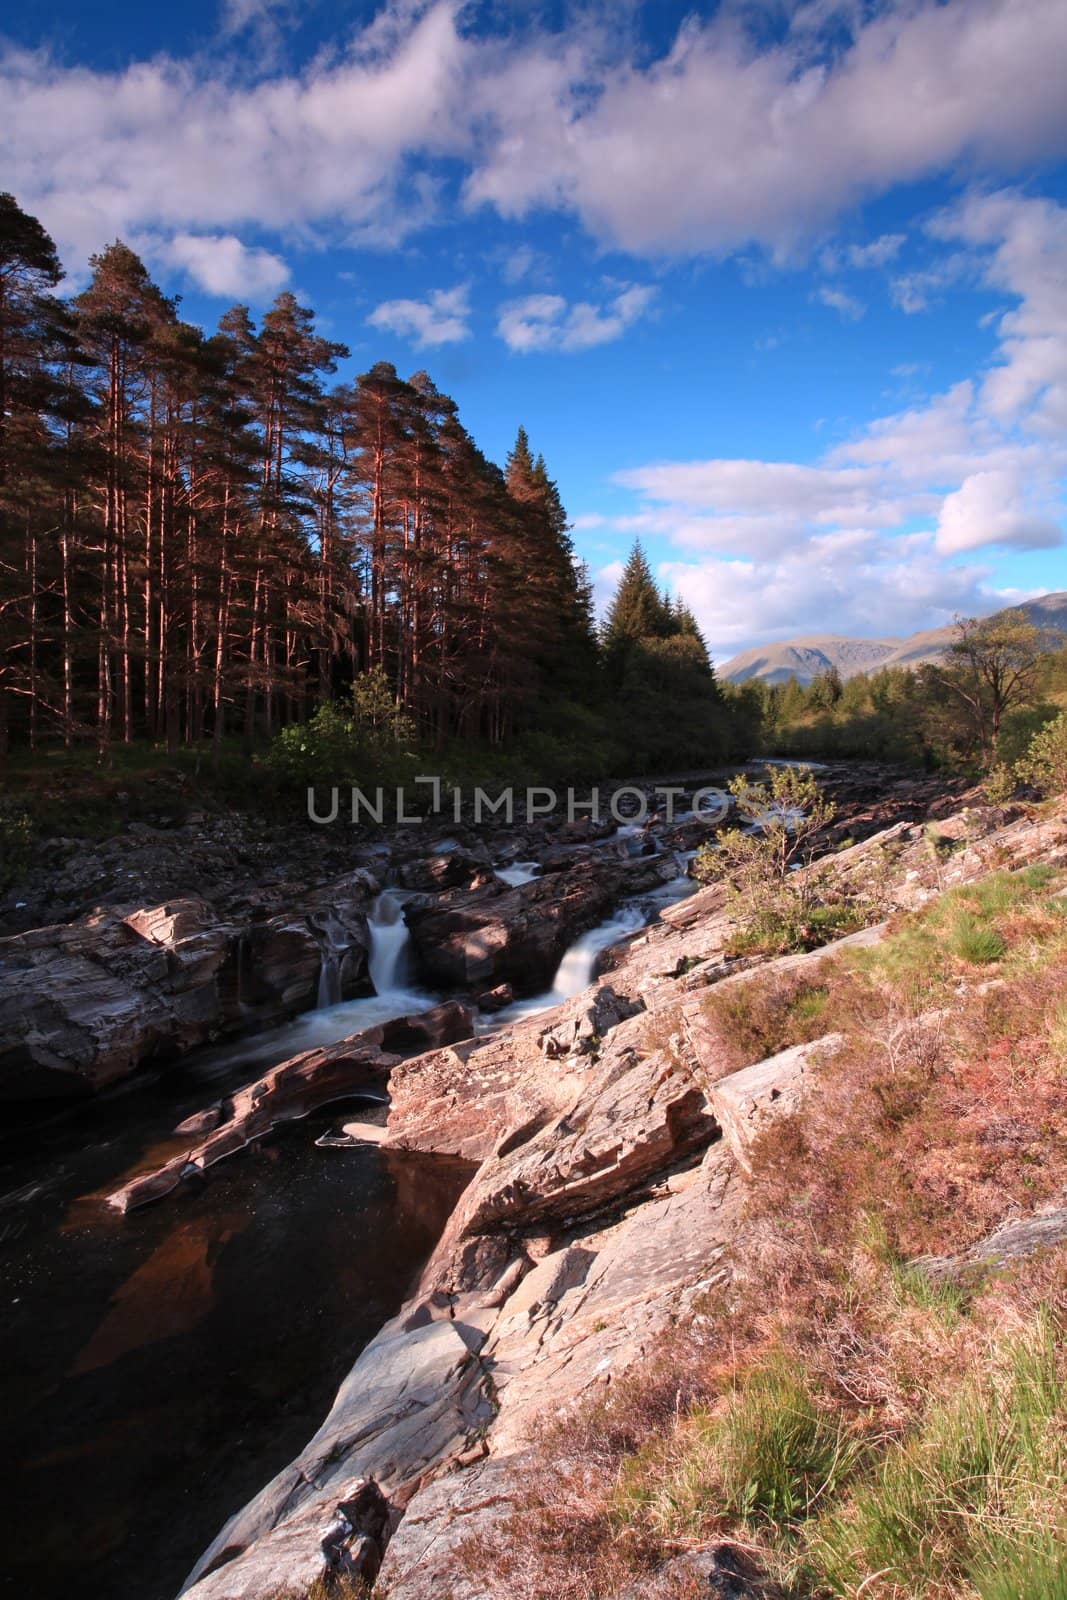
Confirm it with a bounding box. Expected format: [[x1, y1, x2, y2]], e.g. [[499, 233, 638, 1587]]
[[601, 541, 673, 675], [0, 195, 760, 773], [0, 195, 64, 753], [600, 544, 730, 770]]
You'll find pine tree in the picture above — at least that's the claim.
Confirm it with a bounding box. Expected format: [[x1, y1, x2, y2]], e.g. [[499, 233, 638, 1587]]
[[601, 541, 673, 675], [0, 195, 65, 752]]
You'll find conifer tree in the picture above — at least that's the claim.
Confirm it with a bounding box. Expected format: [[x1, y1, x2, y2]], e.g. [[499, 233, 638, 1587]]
[[0, 195, 756, 771], [0, 195, 64, 753], [601, 541, 673, 675]]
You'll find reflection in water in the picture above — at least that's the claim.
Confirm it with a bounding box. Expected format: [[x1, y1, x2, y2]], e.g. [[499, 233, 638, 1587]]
[[71, 1212, 245, 1375], [0, 1073, 472, 1600]]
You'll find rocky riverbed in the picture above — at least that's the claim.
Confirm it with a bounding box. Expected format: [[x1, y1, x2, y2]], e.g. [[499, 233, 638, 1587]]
[[2, 761, 1023, 1600], [174, 784, 1067, 1600]]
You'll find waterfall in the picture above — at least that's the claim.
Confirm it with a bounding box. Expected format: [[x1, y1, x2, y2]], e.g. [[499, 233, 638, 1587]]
[[367, 890, 411, 997], [548, 903, 648, 1000], [484, 901, 650, 1028], [495, 861, 540, 886], [313, 915, 348, 1009], [316, 948, 342, 1009]]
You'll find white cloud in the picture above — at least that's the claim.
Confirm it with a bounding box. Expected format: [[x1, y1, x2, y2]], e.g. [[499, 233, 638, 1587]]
[[0, 3, 467, 272], [821, 232, 905, 273], [164, 231, 289, 298], [816, 285, 865, 320], [932, 190, 1067, 433], [497, 284, 655, 353], [466, 0, 1067, 257], [219, 0, 289, 36], [889, 251, 973, 313], [600, 190, 1067, 650], [499, 244, 552, 286], [661, 540, 1011, 654], [367, 283, 471, 346], [849, 233, 905, 269], [5, 0, 1066, 283], [936, 469, 1061, 554]]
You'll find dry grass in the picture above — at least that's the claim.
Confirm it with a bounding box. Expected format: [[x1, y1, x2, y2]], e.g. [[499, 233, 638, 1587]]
[[452, 863, 1067, 1600], [700, 967, 839, 1073]]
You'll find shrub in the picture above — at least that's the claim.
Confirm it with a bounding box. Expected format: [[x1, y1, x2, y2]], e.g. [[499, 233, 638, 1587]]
[[1016, 708, 1067, 796], [983, 762, 1018, 805], [694, 770, 875, 956], [702, 971, 835, 1071], [0, 804, 33, 892], [265, 670, 419, 797]]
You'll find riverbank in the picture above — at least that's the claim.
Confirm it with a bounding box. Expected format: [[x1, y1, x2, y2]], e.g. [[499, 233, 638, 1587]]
[[173, 783, 1067, 1600], [1, 760, 1022, 1600]]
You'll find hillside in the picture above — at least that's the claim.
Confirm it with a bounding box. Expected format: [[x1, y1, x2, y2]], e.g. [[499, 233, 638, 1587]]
[[163, 771, 1067, 1600], [720, 591, 1067, 684]]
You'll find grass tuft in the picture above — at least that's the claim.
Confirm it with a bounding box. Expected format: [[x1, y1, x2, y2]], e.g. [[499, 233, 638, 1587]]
[[951, 912, 1007, 964]]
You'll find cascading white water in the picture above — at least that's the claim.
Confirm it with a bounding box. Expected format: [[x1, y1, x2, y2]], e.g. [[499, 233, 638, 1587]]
[[547, 903, 648, 1000], [367, 890, 411, 996], [316, 949, 342, 1009], [495, 861, 541, 886], [192, 890, 431, 1077], [314, 915, 348, 1007], [484, 899, 663, 1029]]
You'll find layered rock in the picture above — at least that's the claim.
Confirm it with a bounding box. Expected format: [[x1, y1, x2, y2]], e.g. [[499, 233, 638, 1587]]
[[404, 852, 679, 991], [0, 874, 378, 1099], [178, 792, 1067, 1600], [108, 1000, 475, 1211]]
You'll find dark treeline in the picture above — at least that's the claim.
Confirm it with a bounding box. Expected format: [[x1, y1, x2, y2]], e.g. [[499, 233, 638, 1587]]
[[728, 615, 1067, 773], [0, 194, 740, 775]]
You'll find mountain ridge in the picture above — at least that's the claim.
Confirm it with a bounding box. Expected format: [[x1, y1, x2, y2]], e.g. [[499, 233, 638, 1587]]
[[719, 592, 1067, 684]]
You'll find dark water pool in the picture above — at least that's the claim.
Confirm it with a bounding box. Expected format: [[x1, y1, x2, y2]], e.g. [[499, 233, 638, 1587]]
[[0, 1069, 471, 1600]]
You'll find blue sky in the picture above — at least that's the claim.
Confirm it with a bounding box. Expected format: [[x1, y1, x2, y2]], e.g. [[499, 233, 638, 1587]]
[[4, 0, 1067, 660]]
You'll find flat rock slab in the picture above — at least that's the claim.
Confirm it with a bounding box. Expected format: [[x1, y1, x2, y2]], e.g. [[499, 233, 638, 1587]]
[[182, 1318, 493, 1600]]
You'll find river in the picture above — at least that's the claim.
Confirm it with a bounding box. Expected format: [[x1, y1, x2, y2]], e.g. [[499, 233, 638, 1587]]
[[0, 1056, 471, 1600], [0, 855, 697, 1600]]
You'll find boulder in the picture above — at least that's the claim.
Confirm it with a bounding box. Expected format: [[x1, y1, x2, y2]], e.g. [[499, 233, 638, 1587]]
[[404, 854, 679, 992], [181, 1318, 493, 1600], [0, 877, 377, 1099], [705, 1035, 842, 1173], [395, 845, 492, 892]]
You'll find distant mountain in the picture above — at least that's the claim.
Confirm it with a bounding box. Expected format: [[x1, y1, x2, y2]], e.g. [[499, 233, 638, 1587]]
[[720, 593, 1067, 685]]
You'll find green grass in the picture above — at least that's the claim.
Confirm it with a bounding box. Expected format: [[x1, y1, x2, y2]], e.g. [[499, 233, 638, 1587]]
[[800, 1315, 1067, 1599], [951, 911, 1007, 964], [614, 1357, 859, 1540], [973, 1536, 1067, 1600], [850, 866, 1067, 1001]]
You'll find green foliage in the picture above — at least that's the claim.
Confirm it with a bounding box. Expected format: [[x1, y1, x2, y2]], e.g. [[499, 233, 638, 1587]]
[[950, 911, 1007, 964], [693, 768, 869, 954], [702, 973, 832, 1070], [983, 762, 1018, 804], [596, 542, 740, 771], [1016, 708, 1067, 796], [0, 803, 33, 890], [741, 620, 1067, 772], [266, 669, 417, 791], [803, 1316, 1067, 1599], [941, 609, 1049, 764], [601, 542, 675, 664], [708, 1360, 856, 1525]]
